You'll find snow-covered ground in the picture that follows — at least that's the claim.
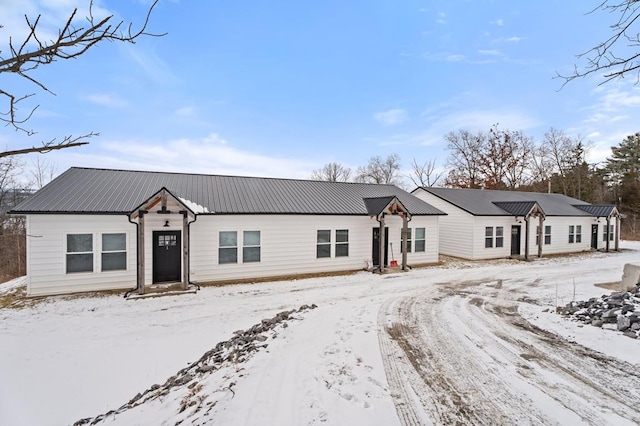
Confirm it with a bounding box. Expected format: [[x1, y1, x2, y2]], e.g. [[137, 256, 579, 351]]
[[1, 243, 640, 425]]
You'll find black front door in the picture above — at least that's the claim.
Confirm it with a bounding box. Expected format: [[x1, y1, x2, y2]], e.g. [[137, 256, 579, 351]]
[[372, 227, 389, 267], [591, 224, 598, 249], [511, 225, 521, 256], [153, 230, 181, 283]]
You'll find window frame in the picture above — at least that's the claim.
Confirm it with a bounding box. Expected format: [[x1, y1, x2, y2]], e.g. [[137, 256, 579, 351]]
[[66, 233, 94, 274], [219, 231, 238, 264], [401, 228, 412, 253], [485, 227, 494, 248], [568, 225, 575, 244], [335, 229, 349, 257], [544, 225, 552, 245], [414, 228, 426, 252], [101, 233, 127, 272], [317, 230, 331, 258], [576, 225, 582, 243], [242, 230, 261, 263], [495, 226, 504, 248]]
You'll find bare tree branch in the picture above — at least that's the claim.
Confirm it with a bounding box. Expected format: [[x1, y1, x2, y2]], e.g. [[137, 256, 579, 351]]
[[0, 0, 164, 157], [558, 0, 640, 87], [408, 158, 443, 188]]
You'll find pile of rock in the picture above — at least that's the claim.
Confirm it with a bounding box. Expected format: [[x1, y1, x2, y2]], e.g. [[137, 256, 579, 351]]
[[75, 303, 317, 425], [556, 284, 640, 339]]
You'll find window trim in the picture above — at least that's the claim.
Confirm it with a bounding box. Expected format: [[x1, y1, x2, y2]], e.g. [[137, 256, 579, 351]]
[[414, 228, 426, 252], [544, 225, 551, 245], [495, 226, 504, 248], [101, 232, 127, 272], [335, 229, 349, 257], [485, 227, 494, 248], [219, 231, 238, 264], [66, 233, 94, 274], [576, 225, 582, 243], [317, 229, 331, 258], [569, 225, 575, 244], [242, 230, 261, 263]]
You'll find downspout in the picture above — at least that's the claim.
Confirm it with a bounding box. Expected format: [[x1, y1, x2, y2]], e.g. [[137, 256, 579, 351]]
[[606, 216, 611, 252], [524, 214, 530, 261], [186, 212, 200, 289], [125, 213, 140, 298]]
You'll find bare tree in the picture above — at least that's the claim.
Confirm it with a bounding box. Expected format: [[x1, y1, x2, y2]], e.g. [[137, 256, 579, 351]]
[[408, 158, 443, 188], [355, 154, 403, 186], [311, 162, 352, 182], [558, 1, 640, 86], [30, 157, 57, 189], [0, 157, 28, 281], [0, 0, 164, 158], [444, 130, 484, 188]]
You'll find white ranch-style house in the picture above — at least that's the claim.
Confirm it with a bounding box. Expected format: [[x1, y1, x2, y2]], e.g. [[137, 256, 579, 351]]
[[11, 167, 444, 296], [413, 187, 620, 261]]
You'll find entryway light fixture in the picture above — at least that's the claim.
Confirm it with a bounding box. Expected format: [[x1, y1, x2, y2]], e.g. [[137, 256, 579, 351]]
[[164, 220, 170, 227]]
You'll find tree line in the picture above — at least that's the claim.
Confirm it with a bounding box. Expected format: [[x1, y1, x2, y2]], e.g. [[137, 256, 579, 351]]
[[311, 127, 640, 239]]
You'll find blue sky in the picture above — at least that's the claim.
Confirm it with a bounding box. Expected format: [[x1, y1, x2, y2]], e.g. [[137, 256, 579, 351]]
[[3, 0, 640, 186]]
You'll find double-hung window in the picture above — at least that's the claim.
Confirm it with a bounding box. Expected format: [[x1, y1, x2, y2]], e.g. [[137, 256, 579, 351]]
[[603, 225, 614, 242], [414, 228, 426, 252], [102, 233, 126, 271], [317, 230, 331, 258], [219, 231, 238, 264], [569, 225, 575, 244], [243, 231, 261, 263], [401, 228, 412, 253], [576, 225, 582, 243], [485, 227, 493, 248], [495, 227, 504, 248], [335, 230, 349, 257], [67, 234, 93, 273], [544, 226, 552, 245]]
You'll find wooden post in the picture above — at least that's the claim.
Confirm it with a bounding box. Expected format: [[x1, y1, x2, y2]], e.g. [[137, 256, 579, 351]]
[[182, 213, 189, 290], [615, 215, 620, 251], [401, 214, 408, 270], [524, 215, 530, 261], [606, 217, 611, 252], [137, 211, 146, 295], [379, 215, 385, 273], [537, 215, 543, 258]]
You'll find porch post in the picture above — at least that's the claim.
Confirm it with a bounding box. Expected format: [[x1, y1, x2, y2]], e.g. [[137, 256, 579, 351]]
[[538, 215, 543, 258], [182, 212, 189, 291], [615, 215, 620, 251], [401, 213, 408, 271], [524, 215, 530, 261], [606, 217, 611, 252], [379, 214, 386, 273], [137, 211, 146, 295]]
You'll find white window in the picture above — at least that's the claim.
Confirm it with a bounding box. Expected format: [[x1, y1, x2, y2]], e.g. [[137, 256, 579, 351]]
[[401, 228, 412, 253], [219, 231, 237, 264], [576, 225, 582, 243], [569, 226, 582, 244], [102, 233, 126, 271], [485, 227, 493, 248], [317, 230, 331, 258], [569, 225, 575, 244], [544, 226, 551, 245], [243, 231, 261, 263], [495, 227, 504, 248], [335, 229, 349, 257], [536, 226, 540, 246], [67, 234, 93, 273], [603, 225, 614, 242], [415, 228, 426, 252]]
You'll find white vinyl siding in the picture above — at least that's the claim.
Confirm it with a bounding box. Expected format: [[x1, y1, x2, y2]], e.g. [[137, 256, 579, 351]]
[[189, 214, 439, 284], [26, 215, 136, 296]]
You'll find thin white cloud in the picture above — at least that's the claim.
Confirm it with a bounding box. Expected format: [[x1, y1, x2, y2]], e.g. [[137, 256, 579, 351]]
[[506, 36, 525, 42], [84, 93, 128, 108], [175, 106, 196, 117], [436, 11, 446, 24], [373, 109, 408, 126], [492, 19, 505, 26], [478, 49, 502, 56]]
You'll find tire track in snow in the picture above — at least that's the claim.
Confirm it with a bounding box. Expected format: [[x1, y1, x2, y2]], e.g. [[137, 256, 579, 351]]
[[378, 280, 640, 425]]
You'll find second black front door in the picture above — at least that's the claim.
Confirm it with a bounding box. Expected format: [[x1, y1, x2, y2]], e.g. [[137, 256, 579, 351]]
[[372, 227, 389, 267], [153, 230, 181, 283], [511, 225, 521, 256]]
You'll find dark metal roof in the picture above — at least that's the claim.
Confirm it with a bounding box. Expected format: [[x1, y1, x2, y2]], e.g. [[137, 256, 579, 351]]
[[12, 167, 445, 216], [492, 201, 540, 217], [363, 196, 397, 216], [573, 204, 617, 218], [417, 187, 600, 217]]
